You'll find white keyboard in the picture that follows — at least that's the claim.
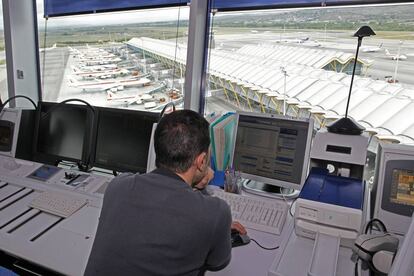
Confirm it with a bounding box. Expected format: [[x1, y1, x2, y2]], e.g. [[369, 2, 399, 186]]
[[214, 190, 288, 235], [29, 191, 87, 218]]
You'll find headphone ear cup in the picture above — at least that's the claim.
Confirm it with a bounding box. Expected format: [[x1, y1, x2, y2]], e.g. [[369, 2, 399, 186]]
[[372, 250, 395, 275]]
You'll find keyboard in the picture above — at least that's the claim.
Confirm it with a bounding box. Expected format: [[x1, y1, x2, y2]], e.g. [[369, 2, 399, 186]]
[[214, 190, 288, 235], [29, 191, 87, 218]]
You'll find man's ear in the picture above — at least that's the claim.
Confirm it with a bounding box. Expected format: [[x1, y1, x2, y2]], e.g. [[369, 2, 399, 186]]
[[195, 152, 207, 170]]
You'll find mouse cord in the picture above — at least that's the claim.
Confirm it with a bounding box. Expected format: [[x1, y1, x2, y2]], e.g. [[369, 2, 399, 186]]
[[289, 198, 298, 217], [354, 257, 359, 276], [250, 238, 279, 250]]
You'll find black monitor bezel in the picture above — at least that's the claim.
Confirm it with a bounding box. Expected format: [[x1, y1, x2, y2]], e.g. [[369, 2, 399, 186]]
[[381, 159, 414, 217], [32, 101, 94, 166], [91, 106, 159, 173]]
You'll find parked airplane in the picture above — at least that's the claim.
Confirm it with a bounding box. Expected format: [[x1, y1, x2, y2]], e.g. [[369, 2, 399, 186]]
[[40, 43, 57, 52], [71, 68, 130, 80], [385, 49, 408, 60], [79, 57, 122, 66], [361, 43, 383, 52], [68, 76, 151, 92], [73, 64, 118, 72], [106, 84, 166, 106]]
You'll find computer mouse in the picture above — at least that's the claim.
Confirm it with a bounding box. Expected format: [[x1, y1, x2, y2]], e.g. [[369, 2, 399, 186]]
[[231, 229, 250, 247]]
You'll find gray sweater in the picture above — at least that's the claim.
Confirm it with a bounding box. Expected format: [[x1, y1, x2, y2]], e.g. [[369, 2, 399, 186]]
[[85, 168, 232, 276]]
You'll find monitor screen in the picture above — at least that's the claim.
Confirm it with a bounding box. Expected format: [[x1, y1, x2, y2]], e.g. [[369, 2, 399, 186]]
[[0, 120, 14, 152], [33, 102, 92, 165], [380, 159, 414, 218], [93, 107, 158, 173], [233, 113, 313, 190], [390, 169, 414, 207], [375, 144, 414, 235]]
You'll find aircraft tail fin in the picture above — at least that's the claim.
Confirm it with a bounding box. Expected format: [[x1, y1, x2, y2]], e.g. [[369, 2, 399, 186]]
[[107, 90, 115, 101]]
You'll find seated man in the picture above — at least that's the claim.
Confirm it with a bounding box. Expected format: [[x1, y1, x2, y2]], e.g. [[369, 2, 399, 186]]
[[85, 109, 245, 276]]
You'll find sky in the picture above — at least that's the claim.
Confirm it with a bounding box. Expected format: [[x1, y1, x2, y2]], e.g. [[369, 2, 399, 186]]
[[36, 1, 190, 28]]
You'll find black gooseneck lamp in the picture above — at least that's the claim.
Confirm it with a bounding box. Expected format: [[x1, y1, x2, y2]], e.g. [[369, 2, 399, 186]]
[[327, 26, 376, 135]]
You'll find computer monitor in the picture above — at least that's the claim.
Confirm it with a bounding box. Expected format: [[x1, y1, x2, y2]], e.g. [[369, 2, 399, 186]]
[[232, 112, 313, 194], [373, 143, 414, 235], [0, 108, 21, 157], [92, 107, 158, 173], [33, 101, 93, 166]]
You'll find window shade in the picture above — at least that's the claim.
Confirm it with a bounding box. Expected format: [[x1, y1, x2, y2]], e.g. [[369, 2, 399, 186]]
[[212, 0, 408, 11], [44, 0, 190, 17]]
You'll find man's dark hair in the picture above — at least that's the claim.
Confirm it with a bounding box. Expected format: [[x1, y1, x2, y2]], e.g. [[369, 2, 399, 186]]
[[154, 109, 210, 173]]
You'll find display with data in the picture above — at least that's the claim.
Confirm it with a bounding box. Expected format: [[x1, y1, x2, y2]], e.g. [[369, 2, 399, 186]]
[[233, 114, 312, 189], [390, 169, 414, 207], [27, 165, 61, 181]]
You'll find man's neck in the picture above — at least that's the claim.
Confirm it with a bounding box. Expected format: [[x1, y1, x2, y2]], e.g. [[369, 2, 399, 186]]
[[175, 171, 193, 187]]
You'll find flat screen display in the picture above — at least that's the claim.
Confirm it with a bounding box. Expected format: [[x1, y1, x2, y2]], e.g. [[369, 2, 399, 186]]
[[0, 121, 13, 152], [390, 169, 414, 207], [27, 165, 61, 181], [34, 102, 92, 164], [93, 108, 158, 173], [233, 113, 312, 188]]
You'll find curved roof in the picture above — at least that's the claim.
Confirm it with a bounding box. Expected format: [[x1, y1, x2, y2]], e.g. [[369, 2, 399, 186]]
[[127, 37, 414, 144]]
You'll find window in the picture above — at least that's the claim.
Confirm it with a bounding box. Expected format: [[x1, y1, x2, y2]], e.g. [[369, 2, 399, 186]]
[[38, 1, 189, 112], [0, 3, 7, 103], [204, 4, 414, 148]]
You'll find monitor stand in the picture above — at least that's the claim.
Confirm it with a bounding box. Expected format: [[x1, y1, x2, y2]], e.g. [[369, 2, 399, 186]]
[[242, 179, 299, 199]]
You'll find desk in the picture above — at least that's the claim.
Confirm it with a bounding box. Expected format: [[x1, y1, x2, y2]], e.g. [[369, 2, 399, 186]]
[[210, 218, 293, 276], [0, 155, 357, 276]]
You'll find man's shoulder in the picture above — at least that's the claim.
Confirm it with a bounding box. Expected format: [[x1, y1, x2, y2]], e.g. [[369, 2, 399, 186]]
[[193, 190, 231, 214]]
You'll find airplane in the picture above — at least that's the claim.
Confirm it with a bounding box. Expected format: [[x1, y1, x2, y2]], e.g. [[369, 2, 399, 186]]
[[79, 57, 122, 66], [68, 76, 151, 92], [71, 68, 130, 80], [385, 49, 408, 60], [106, 84, 166, 106], [40, 43, 57, 53], [361, 43, 383, 52], [68, 46, 81, 55], [73, 64, 118, 72]]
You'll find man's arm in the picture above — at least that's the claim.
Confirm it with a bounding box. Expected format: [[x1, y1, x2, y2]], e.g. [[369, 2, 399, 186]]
[[204, 201, 232, 271]]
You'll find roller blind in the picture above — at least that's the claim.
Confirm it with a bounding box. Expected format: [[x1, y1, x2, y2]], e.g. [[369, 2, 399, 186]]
[[212, 0, 409, 11], [44, 0, 190, 17]]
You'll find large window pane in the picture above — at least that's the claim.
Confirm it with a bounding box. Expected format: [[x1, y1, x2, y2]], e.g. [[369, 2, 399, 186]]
[[38, 2, 189, 112], [0, 3, 7, 103], [204, 4, 414, 147]]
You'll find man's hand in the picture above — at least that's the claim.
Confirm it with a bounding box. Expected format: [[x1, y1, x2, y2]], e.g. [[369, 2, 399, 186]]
[[193, 167, 214, 190], [231, 221, 247, 235]]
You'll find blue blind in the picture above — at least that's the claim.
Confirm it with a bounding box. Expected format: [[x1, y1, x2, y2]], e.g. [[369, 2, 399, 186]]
[[44, 0, 189, 17], [212, 0, 404, 11]]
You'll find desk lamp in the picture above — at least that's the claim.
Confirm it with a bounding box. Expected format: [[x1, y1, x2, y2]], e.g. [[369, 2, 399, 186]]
[[327, 26, 375, 135]]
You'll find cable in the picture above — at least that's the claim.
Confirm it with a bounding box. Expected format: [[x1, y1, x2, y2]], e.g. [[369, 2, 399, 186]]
[[250, 238, 279, 250], [289, 197, 298, 217], [0, 95, 37, 113], [204, 7, 216, 114], [159, 102, 176, 121], [364, 218, 387, 234], [40, 98, 95, 120], [354, 258, 359, 276], [170, 2, 182, 98], [42, 17, 49, 95]]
